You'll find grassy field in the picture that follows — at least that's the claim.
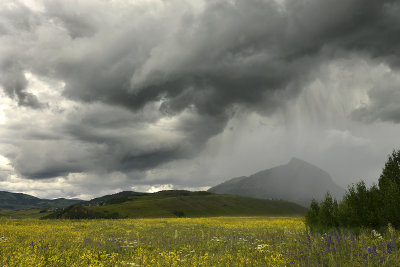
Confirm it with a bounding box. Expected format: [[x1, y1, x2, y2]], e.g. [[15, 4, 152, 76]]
[[89, 193, 306, 218], [0, 209, 52, 219], [44, 191, 306, 219], [0, 217, 399, 266]]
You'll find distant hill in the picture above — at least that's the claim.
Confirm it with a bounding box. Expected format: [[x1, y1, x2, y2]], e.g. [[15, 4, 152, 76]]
[[208, 158, 345, 207], [86, 191, 147, 206], [0, 191, 82, 209], [43, 190, 306, 219]]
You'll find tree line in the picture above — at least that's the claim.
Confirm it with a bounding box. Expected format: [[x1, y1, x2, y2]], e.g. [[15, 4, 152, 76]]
[[306, 149, 400, 231]]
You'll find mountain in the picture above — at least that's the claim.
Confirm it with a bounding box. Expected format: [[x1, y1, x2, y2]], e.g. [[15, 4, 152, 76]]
[[0, 191, 82, 209], [43, 190, 306, 219], [208, 158, 346, 207]]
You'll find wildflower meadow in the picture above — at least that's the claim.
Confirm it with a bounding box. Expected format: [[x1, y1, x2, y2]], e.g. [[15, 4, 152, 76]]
[[0, 216, 400, 266]]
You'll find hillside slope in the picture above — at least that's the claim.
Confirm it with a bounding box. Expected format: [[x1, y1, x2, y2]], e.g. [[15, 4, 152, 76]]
[[208, 158, 345, 207], [44, 190, 306, 219], [0, 191, 82, 209]]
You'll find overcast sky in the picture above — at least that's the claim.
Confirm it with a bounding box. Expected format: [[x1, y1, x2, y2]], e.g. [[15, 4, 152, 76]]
[[0, 0, 400, 199]]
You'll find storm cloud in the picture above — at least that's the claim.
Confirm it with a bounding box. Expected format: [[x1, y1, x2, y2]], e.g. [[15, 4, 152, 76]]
[[1, 0, 400, 198]]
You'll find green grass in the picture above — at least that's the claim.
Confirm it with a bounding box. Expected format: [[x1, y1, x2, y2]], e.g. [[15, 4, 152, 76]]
[[1, 217, 399, 266], [0, 209, 52, 219], [93, 194, 306, 217], [45, 191, 306, 219]]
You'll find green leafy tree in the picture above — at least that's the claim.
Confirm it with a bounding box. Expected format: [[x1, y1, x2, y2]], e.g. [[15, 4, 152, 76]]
[[305, 199, 320, 229], [367, 184, 384, 228], [379, 150, 400, 190], [318, 192, 339, 229], [307, 149, 400, 230], [379, 149, 400, 227], [380, 179, 400, 227], [339, 181, 381, 228]]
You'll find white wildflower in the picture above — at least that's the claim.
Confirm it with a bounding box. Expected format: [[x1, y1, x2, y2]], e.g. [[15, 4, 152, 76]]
[[256, 244, 269, 250], [372, 229, 383, 239]]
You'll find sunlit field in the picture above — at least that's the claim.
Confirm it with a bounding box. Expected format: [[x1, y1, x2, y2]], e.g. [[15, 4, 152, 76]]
[[0, 217, 399, 266]]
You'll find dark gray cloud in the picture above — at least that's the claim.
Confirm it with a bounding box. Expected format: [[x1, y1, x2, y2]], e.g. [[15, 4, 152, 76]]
[[51, 0, 400, 117], [0, 3, 44, 108], [352, 84, 400, 123], [0, 60, 43, 108], [44, 1, 99, 38], [0, 0, 400, 183]]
